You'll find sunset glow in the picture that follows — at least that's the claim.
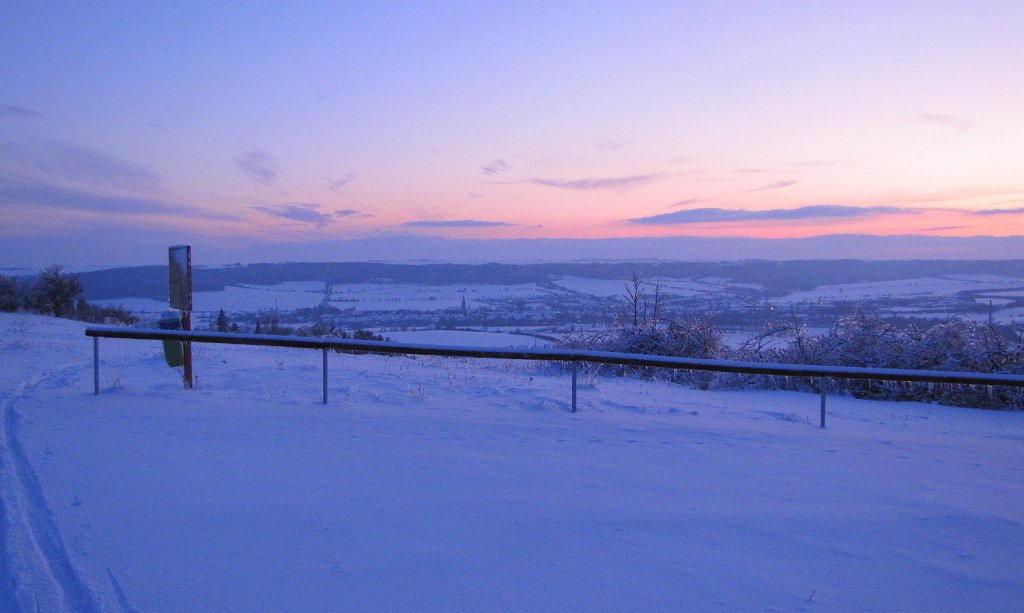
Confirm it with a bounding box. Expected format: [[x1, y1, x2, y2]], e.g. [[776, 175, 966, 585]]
[[2, 2, 1022, 267]]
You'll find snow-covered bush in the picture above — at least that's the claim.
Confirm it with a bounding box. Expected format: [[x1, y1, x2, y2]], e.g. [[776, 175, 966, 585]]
[[558, 275, 1024, 409], [557, 281, 723, 387], [740, 314, 1024, 409]]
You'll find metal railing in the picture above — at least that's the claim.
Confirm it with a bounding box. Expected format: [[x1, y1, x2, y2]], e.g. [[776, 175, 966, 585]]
[[86, 326, 1024, 426]]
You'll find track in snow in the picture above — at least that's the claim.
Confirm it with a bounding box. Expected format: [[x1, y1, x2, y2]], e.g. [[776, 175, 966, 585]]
[[0, 369, 104, 612]]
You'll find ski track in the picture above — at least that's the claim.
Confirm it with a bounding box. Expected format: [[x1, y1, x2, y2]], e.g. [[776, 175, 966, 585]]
[[1, 366, 106, 613], [107, 568, 140, 613], [0, 451, 18, 613]]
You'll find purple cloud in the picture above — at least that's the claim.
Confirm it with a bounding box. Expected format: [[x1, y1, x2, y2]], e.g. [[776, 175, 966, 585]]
[[0, 139, 160, 191], [481, 159, 510, 176], [0, 180, 237, 220], [328, 173, 354, 193], [667, 197, 716, 209], [628, 205, 916, 225], [745, 179, 798, 192], [529, 174, 662, 191], [917, 109, 973, 131], [335, 209, 372, 219], [1, 104, 45, 120], [254, 202, 333, 228], [971, 207, 1024, 216], [235, 150, 278, 184], [403, 219, 516, 228]]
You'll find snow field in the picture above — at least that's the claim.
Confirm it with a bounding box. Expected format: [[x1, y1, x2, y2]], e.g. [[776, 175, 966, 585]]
[[92, 281, 330, 318], [94, 281, 553, 319], [383, 329, 552, 348], [1, 313, 1023, 611], [550, 276, 762, 298], [328, 282, 547, 312], [774, 274, 1024, 304]]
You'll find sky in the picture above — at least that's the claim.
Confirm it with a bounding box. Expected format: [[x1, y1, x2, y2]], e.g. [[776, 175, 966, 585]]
[[2, 1, 1023, 269]]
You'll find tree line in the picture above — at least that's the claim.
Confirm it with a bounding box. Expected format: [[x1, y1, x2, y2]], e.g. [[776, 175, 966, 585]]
[[0, 265, 137, 324]]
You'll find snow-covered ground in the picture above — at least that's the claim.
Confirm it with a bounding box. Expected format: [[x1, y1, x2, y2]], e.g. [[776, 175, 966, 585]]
[[93, 272, 1024, 335], [92, 281, 330, 318], [2, 313, 1022, 611], [550, 276, 760, 298], [328, 282, 547, 312], [93, 281, 551, 318], [774, 274, 1024, 304], [384, 329, 553, 348]]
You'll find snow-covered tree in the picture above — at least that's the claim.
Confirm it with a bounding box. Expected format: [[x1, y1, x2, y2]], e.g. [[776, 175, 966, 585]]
[[33, 265, 82, 317]]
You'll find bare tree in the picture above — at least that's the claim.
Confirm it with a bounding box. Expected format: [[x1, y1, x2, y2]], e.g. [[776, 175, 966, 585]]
[[650, 280, 663, 328], [624, 273, 645, 328]]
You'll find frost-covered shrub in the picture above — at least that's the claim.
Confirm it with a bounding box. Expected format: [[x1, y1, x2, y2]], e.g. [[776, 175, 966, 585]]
[[556, 329, 616, 352], [745, 314, 1024, 409], [561, 306, 1023, 409], [556, 275, 1023, 409], [70, 297, 138, 325], [556, 315, 724, 387], [588, 313, 723, 360]]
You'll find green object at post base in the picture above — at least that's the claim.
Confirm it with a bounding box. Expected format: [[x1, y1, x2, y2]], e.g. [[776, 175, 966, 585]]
[[158, 313, 185, 368], [162, 340, 184, 368]]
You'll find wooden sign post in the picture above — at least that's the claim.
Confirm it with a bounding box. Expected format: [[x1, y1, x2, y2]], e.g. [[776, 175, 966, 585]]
[[169, 245, 194, 389]]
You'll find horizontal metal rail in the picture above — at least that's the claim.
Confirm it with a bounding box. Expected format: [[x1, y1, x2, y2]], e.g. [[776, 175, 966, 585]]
[[86, 326, 1024, 388]]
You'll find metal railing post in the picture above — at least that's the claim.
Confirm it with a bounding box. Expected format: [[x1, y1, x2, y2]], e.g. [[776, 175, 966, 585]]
[[93, 336, 99, 395], [322, 348, 328, 405], [571, 361, 578, 413], [820, 384, 826, 428]]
